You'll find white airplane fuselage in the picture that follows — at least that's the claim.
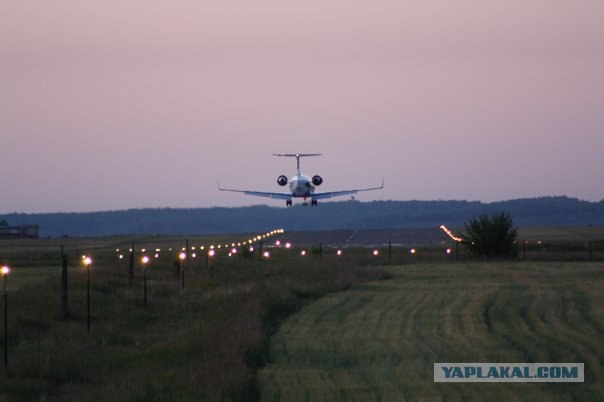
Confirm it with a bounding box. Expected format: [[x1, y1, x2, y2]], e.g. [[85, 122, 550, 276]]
[[289, 174, 315, 198]]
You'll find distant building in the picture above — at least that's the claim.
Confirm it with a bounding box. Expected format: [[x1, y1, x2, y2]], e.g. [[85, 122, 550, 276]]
[[0, 224, 39, 239]]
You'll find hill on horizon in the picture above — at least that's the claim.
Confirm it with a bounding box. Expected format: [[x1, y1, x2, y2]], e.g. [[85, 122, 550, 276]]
[[1, 196, 603, 238]]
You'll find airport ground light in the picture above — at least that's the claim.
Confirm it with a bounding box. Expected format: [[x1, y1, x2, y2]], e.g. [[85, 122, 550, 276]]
[[208, 249, 215, 277], [141, 256, 150, 307], [178, 252, 186, 289], [37, 238, 470, 349], [83, 257, 92, 333], [2, 265, 9, 369], [105, 227, 476, 278], [113, 228, 285, 264]]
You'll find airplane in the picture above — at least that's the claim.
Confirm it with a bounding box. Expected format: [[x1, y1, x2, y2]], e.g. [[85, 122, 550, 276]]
[[218, 153, 383, 206]]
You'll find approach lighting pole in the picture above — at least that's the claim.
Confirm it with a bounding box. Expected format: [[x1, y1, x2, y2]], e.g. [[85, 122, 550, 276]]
[[523, 241, 527, 260], [129, 243, 134, 287], [208, 249, 215, 277], [84, 257, 92, 333], [60, 246, 69, 320], [179, 252, 186, 289], [2, 266, 9, 369], [141, 256, 150, 307]]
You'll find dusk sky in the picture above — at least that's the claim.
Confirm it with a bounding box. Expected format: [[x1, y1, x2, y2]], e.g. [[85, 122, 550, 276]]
[[2, 1, 603, 213]]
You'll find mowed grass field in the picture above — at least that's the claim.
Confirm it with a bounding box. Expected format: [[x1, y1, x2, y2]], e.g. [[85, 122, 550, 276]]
[[259, 262, 604, 401]]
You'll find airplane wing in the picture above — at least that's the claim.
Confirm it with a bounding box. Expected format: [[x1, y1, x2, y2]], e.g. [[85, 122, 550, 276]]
[[218, 183, 292, 200], [312, 180, 384, 200]]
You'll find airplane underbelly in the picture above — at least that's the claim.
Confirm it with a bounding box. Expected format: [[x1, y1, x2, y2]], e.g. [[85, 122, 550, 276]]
[[290, 181, 314, 197]]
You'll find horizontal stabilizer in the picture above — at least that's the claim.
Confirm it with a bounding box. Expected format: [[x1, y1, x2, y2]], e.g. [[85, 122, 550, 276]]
[[273, 153, 321, 173], [273, 153, 321, 158]]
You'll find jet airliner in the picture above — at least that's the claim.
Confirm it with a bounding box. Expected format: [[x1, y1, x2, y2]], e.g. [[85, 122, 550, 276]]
[[218, 153, 383, 206]]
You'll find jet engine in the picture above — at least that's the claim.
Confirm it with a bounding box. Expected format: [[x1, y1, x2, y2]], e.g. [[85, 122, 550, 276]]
[[312, 175, 323, 186], [277, 175, 288, 186]]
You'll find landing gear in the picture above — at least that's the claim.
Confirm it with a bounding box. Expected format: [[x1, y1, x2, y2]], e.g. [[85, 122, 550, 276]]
[[311, 199, 318, 206], [286, 199, 292, 207]]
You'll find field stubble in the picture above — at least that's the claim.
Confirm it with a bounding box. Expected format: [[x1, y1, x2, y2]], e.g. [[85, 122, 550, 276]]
[[259, 262, 604, 402]]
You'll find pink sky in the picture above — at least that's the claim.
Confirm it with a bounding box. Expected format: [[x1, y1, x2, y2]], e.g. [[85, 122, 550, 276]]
[[1, 1, 603, 213]]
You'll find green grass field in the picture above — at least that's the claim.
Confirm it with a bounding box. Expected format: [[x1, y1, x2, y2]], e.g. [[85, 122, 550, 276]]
[[258, 262, 604, 401], [2, 230, 604, 401], [0, 237, 389, 401]]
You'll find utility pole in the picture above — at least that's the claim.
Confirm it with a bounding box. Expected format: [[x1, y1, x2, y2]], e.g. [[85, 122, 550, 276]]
[[60, 245, 69, 320], [128, 242, 134, 287]]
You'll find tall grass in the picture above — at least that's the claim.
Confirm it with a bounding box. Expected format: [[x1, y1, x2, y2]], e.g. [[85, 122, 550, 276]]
[[0, 241, 389, 401]]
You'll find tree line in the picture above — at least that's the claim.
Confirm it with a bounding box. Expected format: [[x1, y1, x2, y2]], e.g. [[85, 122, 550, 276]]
[[0, 196, 602, 238]]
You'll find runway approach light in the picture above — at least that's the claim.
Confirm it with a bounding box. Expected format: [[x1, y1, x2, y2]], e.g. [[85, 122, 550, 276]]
[[275, 240, 281, 246], [141, 256, 150, 264], [208, 249, 215, 257], [84, 257, 92, 266], [285, 242, 292, 249], [249, 246, 254, 252], [373, 250, 379, 256], [1, 266, 10, 276], [263, 251, 270, 258], [179, 252, 186, 261], [446, 248, 452, 254], [337, 250, 343, 256], [440, 225, 463, 242], [301, 250, 306, 256], [410, 248, 416, 254]]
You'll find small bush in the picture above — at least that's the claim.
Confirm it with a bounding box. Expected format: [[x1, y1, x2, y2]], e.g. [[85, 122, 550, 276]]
[[462, 211, 518, 260]]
